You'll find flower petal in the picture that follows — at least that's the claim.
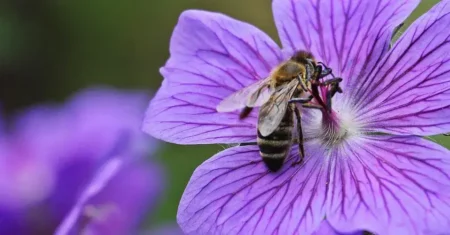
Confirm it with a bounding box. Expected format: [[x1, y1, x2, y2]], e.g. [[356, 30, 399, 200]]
[[350, 1, 450, 136], [55, 157, 123, 235], [313, 220, 363, 235], [55, 157, 161, 235], [12, 87, 153, 167], [326, 136, 450, 235], [144, 10, 282, 144], [82, 162, 161, 234], [178, 145, 330, 235], [272, 0, 419, 90]]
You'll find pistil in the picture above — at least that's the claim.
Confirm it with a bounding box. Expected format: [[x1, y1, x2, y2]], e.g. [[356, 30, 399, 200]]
[[307, 75, 348, 146]]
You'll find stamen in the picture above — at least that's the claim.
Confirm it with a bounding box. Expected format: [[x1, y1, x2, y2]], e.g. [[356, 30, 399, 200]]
[[308, 76, 342, 113], [320, 110, 348, 147], [303, 71, 349, 147]]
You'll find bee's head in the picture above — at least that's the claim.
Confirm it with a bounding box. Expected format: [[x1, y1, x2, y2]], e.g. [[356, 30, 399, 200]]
[[289, 51, 316, 82], [290, 50, 315, 65]]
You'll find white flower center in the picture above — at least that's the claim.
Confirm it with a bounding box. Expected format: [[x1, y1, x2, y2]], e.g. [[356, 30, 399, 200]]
[[303, 99, 363, 148]]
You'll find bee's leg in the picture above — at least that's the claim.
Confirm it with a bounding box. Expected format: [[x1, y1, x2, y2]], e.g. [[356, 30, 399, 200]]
[[296, 75, 309, 91], [303, 59, 316, 82], [320, 77, 343, 86], [316, 65, 322, 82], [301, 103, 323, 110], [312, 63, 323, 82], [236, 142, 261, 165], [239, 106, 253, 119], [304, 64, 311, 82], [288, 96, 313, 104], [238, 142, 257, 146], [291, 106, 305, 167]]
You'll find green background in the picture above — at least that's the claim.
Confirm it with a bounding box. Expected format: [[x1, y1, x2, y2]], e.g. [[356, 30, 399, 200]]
[[0, 0, 447, 230]]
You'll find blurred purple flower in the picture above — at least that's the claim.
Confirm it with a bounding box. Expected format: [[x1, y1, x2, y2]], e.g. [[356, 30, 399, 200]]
[[144, 224, 186, 235], [144, 0, 450, 234], [0, 87, 166, 234]]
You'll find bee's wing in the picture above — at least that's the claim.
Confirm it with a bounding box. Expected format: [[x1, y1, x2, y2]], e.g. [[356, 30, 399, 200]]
[[258, 79, 299, 137], [216, 78, 272, 112]]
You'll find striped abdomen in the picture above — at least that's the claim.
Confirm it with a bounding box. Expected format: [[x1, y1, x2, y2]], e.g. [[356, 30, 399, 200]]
[[257, 106, 294, 172]]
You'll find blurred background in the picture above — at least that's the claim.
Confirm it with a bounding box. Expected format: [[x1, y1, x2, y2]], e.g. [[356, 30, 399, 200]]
[[0, 0, 447, 231]]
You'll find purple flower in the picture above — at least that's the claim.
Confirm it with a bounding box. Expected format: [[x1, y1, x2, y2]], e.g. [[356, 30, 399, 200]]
[[144, 0, 450, 234], [0, 109, 3, 136], [0, 87, 163, 234], [312, 221, 362, 235]]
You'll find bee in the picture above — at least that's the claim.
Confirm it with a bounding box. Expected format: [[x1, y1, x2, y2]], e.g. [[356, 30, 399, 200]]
[[217, 51, 342, 172]]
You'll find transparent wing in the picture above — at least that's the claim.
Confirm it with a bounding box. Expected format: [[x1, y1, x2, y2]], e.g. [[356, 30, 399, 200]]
[[258, 79, 299, 136], [216, 78, 272, 112]]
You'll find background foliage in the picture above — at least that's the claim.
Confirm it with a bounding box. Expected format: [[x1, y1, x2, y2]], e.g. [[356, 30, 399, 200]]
[[0, 0, 446, 230]]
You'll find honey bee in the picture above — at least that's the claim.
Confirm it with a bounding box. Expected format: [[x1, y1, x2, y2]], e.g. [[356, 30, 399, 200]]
[[217, 51, 342, 172]]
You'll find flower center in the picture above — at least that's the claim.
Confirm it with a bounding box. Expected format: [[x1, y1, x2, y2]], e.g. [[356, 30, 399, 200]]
[[318, 110, 349, 147], [304, 74, 354, 147]]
